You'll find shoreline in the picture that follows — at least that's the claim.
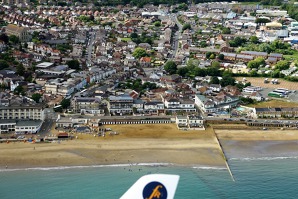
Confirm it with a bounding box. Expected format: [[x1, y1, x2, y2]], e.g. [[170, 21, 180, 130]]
[[0, 162, 227, 172]]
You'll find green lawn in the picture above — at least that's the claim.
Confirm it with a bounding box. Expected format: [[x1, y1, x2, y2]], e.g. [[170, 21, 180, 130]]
[[121, 38, 131, 42], [239, 2, 260, 5], [283, 52, 298, 64]]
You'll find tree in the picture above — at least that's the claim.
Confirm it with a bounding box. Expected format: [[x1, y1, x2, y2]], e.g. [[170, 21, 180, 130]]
[[60, 98, 71, 109], [220, 76, 235, 87], [255, 18, 271, 24], [182, 23, 191, 31], [0, 60, 9, 70], [16, 64, 25, 76], [0, 34, 9, 44], [211, 61, 220, 68], [249, 36, 259, 44], [31, 93, 42, 103], [133, 47, 147, 59], [274, 60, 290, 70], [218, 54, 225, 60], [222, 27, 231, 34], [154, 21, 161, 27], [206, 52, 212, 59], [247, 58, 266, 69], [9, 35, 19, 44], [209, 54, 216, 59], [14, 85, 25, 95], [210, 76, 220, 84], [130, 32, 138, 39], [177, 67, 189, 77], [67, 60, 80, 70], [164, 61, 177, 75]]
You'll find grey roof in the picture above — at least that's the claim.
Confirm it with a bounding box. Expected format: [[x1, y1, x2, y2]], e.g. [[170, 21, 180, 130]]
[[0, 119, 16, 124], [241, 51, 268, 56], [16, 120, 43, 127], [109, 94, 133, 101]]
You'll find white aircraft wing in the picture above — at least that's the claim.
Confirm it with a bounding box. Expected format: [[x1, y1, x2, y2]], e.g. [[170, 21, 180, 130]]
[[120, 174, 180, 199]]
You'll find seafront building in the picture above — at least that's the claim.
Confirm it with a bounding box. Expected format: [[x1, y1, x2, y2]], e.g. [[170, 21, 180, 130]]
[[0, 96, 45, 134]]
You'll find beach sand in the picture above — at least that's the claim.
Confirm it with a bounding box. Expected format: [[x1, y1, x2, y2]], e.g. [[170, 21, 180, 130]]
[[0, 124, 225, 169], [1, 125, 298, 170]]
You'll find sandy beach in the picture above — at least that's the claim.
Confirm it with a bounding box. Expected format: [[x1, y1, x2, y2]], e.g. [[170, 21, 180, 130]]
[[1, 124, 298, 170], [0, 124, 225, 169]]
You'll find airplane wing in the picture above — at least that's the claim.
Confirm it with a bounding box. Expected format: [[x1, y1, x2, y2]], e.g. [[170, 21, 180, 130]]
[[120, 174, 180, 199]]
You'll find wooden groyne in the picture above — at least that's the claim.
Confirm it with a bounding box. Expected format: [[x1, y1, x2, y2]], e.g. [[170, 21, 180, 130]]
[[211, 127, 235, 182]]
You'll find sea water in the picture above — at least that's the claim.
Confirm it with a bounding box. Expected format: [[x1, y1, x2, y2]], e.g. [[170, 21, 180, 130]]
[[1, 141, 298, 199]]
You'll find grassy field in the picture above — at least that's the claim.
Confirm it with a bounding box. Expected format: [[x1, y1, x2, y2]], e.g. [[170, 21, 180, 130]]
[[247, 99, 298, 108]]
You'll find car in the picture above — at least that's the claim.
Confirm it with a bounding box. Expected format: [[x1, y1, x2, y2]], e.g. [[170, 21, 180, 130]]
[[17, 136, 25, 140]]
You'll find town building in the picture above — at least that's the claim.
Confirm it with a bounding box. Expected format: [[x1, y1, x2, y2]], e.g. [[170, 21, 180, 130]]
[[0, 98, 45, 120], [5, 24, 31, 42], [175, 115, 204, 130], [108, 94, 134, 115], [0, 119, 42, 134], [71, 97, 104, 115]]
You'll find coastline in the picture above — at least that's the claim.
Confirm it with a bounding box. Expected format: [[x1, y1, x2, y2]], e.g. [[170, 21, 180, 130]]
[[1, 124, 298, 170]]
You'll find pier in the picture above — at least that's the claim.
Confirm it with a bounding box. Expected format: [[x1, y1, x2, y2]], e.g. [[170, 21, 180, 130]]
[[211, 127, 235, 182]]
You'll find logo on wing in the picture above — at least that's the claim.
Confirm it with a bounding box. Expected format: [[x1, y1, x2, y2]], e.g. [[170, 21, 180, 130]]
[[143, 181, 167, 199]]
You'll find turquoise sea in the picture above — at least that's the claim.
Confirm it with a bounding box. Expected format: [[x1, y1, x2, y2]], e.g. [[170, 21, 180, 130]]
[[1, 140, 298, 199]]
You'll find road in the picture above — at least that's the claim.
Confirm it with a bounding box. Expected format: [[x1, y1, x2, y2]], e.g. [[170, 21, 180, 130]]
[[170, 14, 183, 58], [38, 119, 55, 136], [86, 31, 95, 67]]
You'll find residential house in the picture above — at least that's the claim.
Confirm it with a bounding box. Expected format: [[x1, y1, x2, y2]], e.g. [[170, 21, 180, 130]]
[[144, 101, 165, 115]]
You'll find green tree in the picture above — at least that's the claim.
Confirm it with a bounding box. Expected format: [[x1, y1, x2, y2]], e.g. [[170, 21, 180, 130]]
[[60, 98, 71, 109], [218, 54, 225, 60], [275, 60, 290, 70], [130, 32, 138, 39], [14, 85, 25, 95], [67, 60, 80, 70], [154, 21, 161, 27], [31, 93, 42, 103], [211, 61, 220, 68], [9, 35, 19, 44], [209, 54, 216, 59], [210, 76, 220, 84], [249, 70, 258, 77], [164, 61, 177, 75], [247, 58, 266, 69], [221, 27, 231, 34], [177, 67, 189, 77], [16, 64, 25, 76], [220, 76, 235, 87], [206, 52, 212, 59], [0, 60, 9, 70], [182, 23, 191, 31], [0, 34, 9, 44], [249, 36, 259, 44], [255, 18, 271, 24], [133, 47, 148, 59]]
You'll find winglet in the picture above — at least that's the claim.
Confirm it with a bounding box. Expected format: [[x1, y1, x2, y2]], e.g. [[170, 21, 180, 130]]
[[120, 174, 180, 199]]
